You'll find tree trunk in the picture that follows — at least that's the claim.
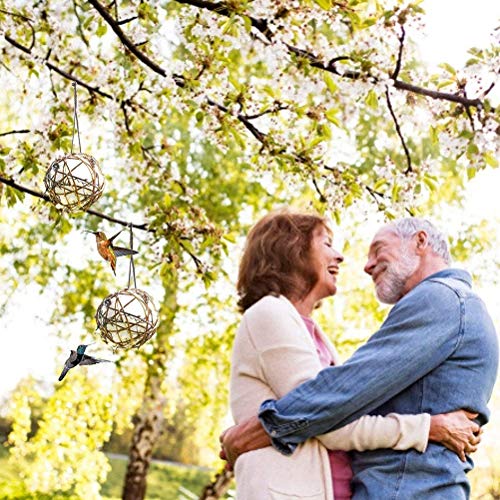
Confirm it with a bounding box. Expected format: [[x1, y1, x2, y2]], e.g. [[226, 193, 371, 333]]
[[122, 271, 178, 500], [122, 375, 166, 500], [199, 468, 234, 499]]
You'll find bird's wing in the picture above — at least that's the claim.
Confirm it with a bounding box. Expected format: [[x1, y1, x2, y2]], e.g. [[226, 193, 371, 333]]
[[113, 246, 138, 257], [79, 354, 113, 365], [58, 365, 70, 381], [58, 350, 81, 381], [108, 229, 123, 243]]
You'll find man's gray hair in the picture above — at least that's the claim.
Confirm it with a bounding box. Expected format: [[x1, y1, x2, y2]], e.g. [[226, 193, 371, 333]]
[[389, 218, 451, 265]]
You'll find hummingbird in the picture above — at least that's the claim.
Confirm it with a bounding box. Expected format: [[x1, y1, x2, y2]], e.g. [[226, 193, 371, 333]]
[[86, 229, 138, 275], [58, 343, 113, 381]]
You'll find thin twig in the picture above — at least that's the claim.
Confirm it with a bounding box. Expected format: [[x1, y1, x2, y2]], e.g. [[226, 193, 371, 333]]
[[391, 25, 405, 80], [0, 7, 36, 51], [312, 177, 327, 203], [73, 0, 90, 47], [244, 103, 287, 120], [117, 16, 138, 25], [385, 87, 412, 174], [0, 129, 30, 137]]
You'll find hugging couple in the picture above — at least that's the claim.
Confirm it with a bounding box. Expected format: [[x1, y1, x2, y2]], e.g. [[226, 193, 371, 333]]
[[219, 209, 498, 500]]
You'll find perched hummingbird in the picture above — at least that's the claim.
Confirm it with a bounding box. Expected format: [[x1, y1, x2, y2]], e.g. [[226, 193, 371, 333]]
[[86, 229, 138, 275], [58, 343, 113, 381]]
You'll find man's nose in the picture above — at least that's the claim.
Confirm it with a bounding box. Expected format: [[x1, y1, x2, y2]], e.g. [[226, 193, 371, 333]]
[[364, 257, 374, 275]]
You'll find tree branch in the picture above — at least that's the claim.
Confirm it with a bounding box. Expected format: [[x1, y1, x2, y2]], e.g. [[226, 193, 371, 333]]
[[0, 129, 30, 137], [0, 176, 208, 273], [175, 0, 274, 41], [0, 8, 36, 51], [385, 87, 412, 174], [87, 0, 167, 77], [391, 25, 405, 80], [117, 16, 138, 25], [243, 103, 288, 120], [5, 34, 115, 100], [175, 0, 485, 108], [0, 174, 149, 231]]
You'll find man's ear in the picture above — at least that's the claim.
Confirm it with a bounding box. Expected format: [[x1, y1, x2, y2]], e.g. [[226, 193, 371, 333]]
[[415, 230, 428, 253]]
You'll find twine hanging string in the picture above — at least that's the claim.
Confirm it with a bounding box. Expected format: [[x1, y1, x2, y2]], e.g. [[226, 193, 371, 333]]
[[127, 222, 137, 289], [71, 82, 82, 154]]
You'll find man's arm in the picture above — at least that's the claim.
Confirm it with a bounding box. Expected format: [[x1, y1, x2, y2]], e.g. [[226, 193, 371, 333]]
[[257, 282, 462, 454]]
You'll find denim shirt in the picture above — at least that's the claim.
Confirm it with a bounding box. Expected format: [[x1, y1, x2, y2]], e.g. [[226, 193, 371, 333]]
[[259, 269, 499, 499]]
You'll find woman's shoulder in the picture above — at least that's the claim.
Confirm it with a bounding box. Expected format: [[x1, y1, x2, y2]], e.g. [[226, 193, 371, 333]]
[[244, 294, 292, 318]]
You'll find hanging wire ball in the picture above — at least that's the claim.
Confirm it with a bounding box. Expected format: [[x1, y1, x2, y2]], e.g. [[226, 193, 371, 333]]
[[95, 288, 159, 349], [44, 153, 105, 212]]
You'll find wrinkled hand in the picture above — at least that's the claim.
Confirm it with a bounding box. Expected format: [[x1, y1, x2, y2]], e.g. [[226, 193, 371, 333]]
[[219, 416, 272, 469], [219, 425, 238, 471], [429, 410, 481, 462]]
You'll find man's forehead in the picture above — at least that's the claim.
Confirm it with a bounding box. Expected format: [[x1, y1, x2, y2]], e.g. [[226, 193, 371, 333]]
[[369, 226, 399, 248]]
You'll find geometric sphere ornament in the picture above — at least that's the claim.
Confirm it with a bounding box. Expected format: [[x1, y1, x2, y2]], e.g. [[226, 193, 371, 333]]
[[95, 288, 159, 349], [44, 153, 104, 212]]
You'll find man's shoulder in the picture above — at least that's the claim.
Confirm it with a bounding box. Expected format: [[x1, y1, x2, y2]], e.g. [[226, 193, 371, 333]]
[[393, 274, 463, 319], [410, 269, 470, 298]]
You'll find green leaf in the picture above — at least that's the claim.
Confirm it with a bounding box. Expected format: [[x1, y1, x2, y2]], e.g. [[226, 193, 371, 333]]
[[96, 22, 107, 37], [429, 126, 439, 145], [373, 178, 387, 191], [320, 123, 332, 139], [439, 62, 457, 76], [467, 143, 479, 156], [323, 74, 338, 94], [437, 79, 455, 89], [314, 0, 333, 10], [365, 89, 378, 109], [423, 174, 437, 191], [325, 109, 341, 127], [467, 167, 477, 180], [484, 152, 499, 167]]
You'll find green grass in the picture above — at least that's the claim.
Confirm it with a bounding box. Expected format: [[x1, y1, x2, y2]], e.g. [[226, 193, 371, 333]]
[[0, 446, 226, 499], [100, 457, 215, 499]]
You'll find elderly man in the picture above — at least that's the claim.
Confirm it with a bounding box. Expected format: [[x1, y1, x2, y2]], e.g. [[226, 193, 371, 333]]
[[221, 218, 498, 499]]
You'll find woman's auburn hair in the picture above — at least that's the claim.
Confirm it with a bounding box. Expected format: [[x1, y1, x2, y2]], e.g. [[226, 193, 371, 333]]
[[237, 209, 330, 312]]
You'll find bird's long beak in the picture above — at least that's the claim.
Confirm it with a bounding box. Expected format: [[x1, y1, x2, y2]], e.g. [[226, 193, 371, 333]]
[[84, 230, 97, 234], [84, 342, 96, 347]]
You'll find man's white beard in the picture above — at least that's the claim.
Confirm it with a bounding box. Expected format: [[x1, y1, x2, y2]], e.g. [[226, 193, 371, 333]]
[[375, 245, 419, 304]]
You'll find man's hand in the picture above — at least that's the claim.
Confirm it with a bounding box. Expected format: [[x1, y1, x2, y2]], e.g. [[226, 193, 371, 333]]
[[219, 416, 272, 468], [429, 410, 481, 462]]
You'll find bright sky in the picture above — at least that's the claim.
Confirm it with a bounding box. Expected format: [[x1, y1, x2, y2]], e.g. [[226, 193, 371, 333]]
[[1, 2, 499, 401]]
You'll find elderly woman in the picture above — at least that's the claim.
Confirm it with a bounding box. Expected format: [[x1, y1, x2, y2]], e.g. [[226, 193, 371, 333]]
[[228, 209, 479, 500]]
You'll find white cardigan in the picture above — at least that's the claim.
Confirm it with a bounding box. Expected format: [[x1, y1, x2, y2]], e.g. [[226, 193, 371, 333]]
[[230, 295, 430, 500]]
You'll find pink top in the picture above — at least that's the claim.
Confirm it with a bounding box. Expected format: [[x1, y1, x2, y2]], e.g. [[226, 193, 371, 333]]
[[301, 315, 353, 500]]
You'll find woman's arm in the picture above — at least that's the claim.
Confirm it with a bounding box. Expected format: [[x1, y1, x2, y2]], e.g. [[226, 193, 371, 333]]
[[316, 409, 480, 461], [243, 299, 479, 461]]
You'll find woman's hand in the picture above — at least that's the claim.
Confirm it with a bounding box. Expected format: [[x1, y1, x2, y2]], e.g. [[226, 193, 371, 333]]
[[429, 410, 482, 462]]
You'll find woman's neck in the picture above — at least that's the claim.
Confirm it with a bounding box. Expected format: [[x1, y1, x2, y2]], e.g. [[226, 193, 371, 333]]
[[291, 295, 316, 317]]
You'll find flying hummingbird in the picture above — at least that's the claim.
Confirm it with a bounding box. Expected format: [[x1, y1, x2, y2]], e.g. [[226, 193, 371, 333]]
[[86, 229, 138, 275], [58, 343, 113, 381]]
